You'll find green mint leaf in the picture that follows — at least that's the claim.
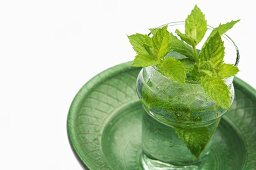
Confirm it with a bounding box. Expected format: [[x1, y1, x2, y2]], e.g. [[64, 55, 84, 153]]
[[149, 27, 158, 35], [218, 64, 239, 78], [176, 127, 210, 158], [201, 77, 231, 109], [165, 51, 188, 60], [180, 59, 195, 72], [185, 5, 207, 44], [132, 54, 159, 67], [209, 20, 240, 39], [157, 58, 186, 83], [175, 29, 197, 47], [128, 33, 153, 56], [128, 33, 159, 67], [199, 32, 224, 68], [128, 27, 172, 67], [152, 26, 171, 60], [198, 61, 216, 77], [169, 33, 194, 59]]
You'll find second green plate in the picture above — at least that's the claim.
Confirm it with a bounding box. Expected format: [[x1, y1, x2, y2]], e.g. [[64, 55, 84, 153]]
[[67, 62, 256, 170]]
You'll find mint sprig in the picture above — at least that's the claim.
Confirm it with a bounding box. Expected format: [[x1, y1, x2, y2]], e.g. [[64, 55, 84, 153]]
[[128, 5, 239, 158], [152, 26, 171, 60], [197, 31, 239, 108], [128, 26, 172, 67], [128, 33, 158, 67], [128, 5, 239, 109], [175, 5, 207, 49]]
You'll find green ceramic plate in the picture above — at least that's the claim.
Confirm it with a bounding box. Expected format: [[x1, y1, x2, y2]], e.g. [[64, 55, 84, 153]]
[[67, 62, 256, 170]]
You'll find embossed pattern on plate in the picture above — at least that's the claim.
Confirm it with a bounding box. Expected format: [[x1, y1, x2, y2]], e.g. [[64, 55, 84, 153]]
[[67, 62, 256, 170]]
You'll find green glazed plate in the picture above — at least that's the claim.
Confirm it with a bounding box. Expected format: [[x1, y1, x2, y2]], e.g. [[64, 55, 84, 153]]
[[67, 62, 256, 170]]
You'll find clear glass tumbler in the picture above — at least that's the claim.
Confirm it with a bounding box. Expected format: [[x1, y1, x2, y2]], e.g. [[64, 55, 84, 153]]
[[137, 22, 239, 169]]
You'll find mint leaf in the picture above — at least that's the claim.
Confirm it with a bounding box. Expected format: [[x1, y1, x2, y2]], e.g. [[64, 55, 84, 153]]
[[201, 77, 231, 109], [128, 33, 153, 56], [149, 27, 159, 35], [152, 26, 171, 60], [176, 127, 210, 158], [175, 29, 197, 47], [202, 20, 240, 50], [199, 32, 224, 68], [128, 33, 158, 67], [209, 20, 240, 39], [169, 33, 194, 59], [165, 51, 188, 60], [175, 118, 220, 158], [181, 59, 195, 72], [198, 61, 216, 77], [185, 5, 207, 44], [218, 64, 239, 78], [128, 27, 172, 67], [132, 54, 159, 67], [157, 58, 186, 83]]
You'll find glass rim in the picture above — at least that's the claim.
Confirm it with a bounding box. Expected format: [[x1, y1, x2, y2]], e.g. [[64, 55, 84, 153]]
[[148, 21, 240, 66]]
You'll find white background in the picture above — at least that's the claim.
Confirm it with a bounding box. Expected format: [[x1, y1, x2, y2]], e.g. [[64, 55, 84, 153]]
[[0, 0, 254, 169]]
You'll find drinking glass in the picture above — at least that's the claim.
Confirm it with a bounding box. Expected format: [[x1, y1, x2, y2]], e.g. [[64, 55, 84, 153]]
[[136, 22, 239, 169]]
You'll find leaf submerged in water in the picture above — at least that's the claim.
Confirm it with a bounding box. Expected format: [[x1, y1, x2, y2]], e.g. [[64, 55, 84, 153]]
[[175, 118, 220, 158]]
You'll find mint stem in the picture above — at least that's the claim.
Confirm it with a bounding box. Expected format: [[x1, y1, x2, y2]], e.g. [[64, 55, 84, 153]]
[[192, 45, 199, 62]]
